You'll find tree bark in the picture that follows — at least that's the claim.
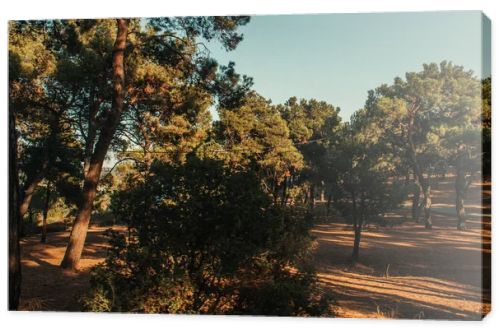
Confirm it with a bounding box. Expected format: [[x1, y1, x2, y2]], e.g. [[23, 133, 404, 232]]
[[309, 184, 315, 211], [407, 105, 432, 229], [411, 177, 422, 220], [28, 208, 34, 234], [61, 19, 129, 270], [18, 165, 47, 224], [352, 225, 361, 261], [280, 175, 288, 207], [350, 190, 361, 262], [18, 107, 60, 225], [83, 93, 102, 177], [9, 108, 22, 310], [326, 192, 333, 216], [456, 189, 466, 230], [422, 181, 433, 229], [455, 144, 468, 230], [272, 177, 279, 206], [41, 182, 51, 243]]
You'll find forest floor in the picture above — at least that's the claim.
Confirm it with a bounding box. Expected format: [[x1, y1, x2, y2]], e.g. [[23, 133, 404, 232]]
[[18, 177, 491, 319], [18, 224, 122, 311], [312, 178, 491, 320]]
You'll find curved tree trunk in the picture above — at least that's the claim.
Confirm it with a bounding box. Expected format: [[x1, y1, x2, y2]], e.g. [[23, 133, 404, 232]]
[[18, 169, 46, 219], [61, 19, 129, 270]]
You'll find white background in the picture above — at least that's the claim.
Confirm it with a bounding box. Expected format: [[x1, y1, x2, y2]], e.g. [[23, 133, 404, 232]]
[[0, 0, 498, 333]]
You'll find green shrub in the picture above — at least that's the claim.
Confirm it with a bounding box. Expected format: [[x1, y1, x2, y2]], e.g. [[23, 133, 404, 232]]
[[83, 156, 333, 316]]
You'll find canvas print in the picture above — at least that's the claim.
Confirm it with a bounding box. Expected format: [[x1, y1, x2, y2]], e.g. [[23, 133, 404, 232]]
[[8, 11, 491, 319]]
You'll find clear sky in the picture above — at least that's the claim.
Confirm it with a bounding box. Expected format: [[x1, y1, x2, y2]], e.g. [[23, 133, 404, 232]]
[[206, 11, 490, 121]]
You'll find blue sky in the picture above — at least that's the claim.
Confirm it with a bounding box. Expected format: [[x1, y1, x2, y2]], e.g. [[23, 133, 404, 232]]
[[206, 11, 490, 121]]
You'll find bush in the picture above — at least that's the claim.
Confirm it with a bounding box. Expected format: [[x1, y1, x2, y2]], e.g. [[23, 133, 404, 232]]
[[83, 156, 333, 316]]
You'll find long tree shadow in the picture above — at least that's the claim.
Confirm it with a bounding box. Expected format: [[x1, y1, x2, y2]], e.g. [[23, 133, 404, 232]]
[[19, 226, 121, 311], [312, 209, 489, 319], [319, 276, 482, 320]]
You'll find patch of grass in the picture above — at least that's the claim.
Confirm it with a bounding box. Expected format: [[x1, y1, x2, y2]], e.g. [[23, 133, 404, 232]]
[[375, 303, 399, 319]]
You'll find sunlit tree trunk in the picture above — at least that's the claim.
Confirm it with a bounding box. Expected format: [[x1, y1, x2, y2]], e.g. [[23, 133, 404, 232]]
[[456, 189, 466, 230], [61, 19, 129, 270], [422, 181, 433, 229]]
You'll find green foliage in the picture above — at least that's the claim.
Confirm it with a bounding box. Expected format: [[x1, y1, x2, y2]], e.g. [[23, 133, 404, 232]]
[[328, 120, 408, 228], [278, 97, 341, 204], [374, 61, 481, 176], [83, 155, 332, 315]]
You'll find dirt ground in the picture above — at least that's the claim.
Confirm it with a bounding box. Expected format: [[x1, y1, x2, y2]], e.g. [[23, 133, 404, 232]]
[[18, 226, 119, 311], [18, 179, 491, 319], [312, 179, 491, 320]]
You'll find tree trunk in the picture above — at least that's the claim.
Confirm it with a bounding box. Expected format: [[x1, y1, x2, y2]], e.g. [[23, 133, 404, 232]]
[[41, 182, 51, 243], [18, 167, 46, 221], [404, 172, 410, 185], [61, 19, 129, 270], [83, 128, 97, 177], [326, 193, 333, 216], [407, 106, 432, 229], [456, 189, 466, 230], [422, 181, 433, 229], [455, 144, 468, 230], [9, 108, 22, 310], [411, 179, 421, 221], [83, 94, 102, 177], [352, 224, 361, 262], [272, 177, 279, 206], [309, 184, 315, 211], [28, 208, 34, 235], [18, 108, 60, 227], [280, 175, 288, 207], [350, 190, 361, 262]]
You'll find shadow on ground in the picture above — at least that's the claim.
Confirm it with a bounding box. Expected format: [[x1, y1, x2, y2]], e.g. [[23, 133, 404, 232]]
[[19, 226, 122, 311], [311, 181, 491, 320]]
